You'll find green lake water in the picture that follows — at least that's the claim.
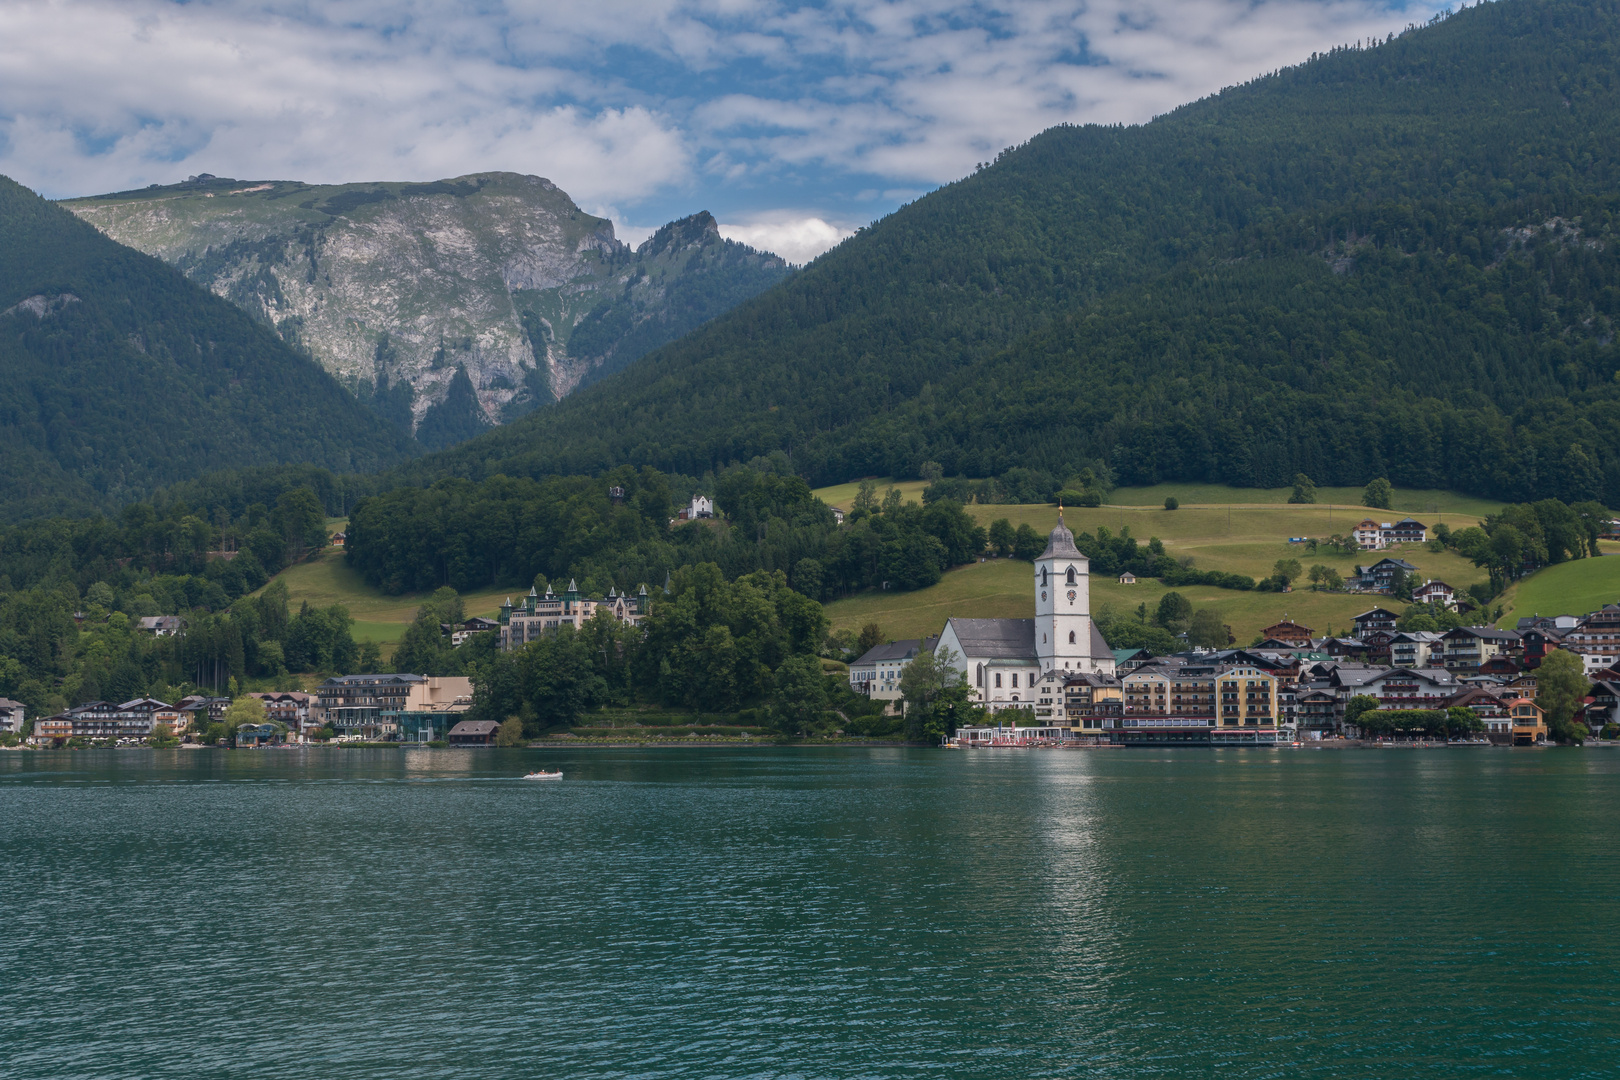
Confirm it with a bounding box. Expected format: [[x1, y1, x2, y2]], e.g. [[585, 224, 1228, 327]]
[[2, 746, 1616, 1078]]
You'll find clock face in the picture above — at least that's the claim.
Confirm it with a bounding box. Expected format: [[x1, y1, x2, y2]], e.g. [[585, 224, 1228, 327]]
[[1040, 591, 1047, 602], [1067, 590, 1076, 602]]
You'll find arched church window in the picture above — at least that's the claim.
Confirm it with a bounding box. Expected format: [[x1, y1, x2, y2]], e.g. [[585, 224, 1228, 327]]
[[1069, 631, 1076, 644], [976, 664, 984, 686], [1040, 567, 1048, 587], [1066, 567, 1076, 585]]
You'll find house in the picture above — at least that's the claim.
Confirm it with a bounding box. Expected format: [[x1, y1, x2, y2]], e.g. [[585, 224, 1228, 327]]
[[177, 696, 231, 729], [330, 531, 347, 547], [1363, 667, 1458, 710], [315, 674, 475, 740], [1440, 626, 1521, 672], [0, 698, 24, 734], [1118, 572, 1137, 585], [1352, 608, 1400, 636], [1355, 558, 1419, 592], [1320, 637, 1370, 662], [1517, 614, 1581, 631], [1389, 631, 1445, 669], [446, 719, 500, 745], [1353, 519, 1385, 549], [441, 616, 500, 647], [830, 506, 846, 525], [1061, 672, 1123, 734], [30, 715, 72, 744], [1502, 698, 1548, 745], [1478, 654, 1520, 677], [1564, 604, 1620, 655], [849, 637, 940, 712], [1582, 681, 1620, 729], [1258, 618, 1314, 646], [1111, 647, 1156, 672], [935, 512, 1116, 716], [251, 692, 315, 735], [137, 615, 183, 636], [1384, 518, 1428, 545], [315, 674, 426, 738], [114, 698, 173, 740], [1412, 580, 1456, 609], [1518, 626, 1568, 667], [500, 582, 649, 650], [675, 494, 715, 521]]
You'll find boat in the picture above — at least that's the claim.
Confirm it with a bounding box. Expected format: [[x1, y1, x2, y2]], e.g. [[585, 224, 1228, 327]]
[[523, 770, 563, 780]]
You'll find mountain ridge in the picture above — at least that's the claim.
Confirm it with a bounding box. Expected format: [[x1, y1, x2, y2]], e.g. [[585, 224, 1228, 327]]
[[62, 173, 792, 443]]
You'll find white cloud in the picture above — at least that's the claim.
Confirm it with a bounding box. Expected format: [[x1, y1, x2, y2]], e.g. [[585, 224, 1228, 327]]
[[719, 217, 854, 263], [0, 0, 1450, 226]]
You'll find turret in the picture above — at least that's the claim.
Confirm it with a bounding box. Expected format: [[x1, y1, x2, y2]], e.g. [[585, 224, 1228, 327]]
[[499, 597, 513, 626]]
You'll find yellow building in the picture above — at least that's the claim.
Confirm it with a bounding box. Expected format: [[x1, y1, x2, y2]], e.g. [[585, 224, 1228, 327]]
[[1217, 665, 1279, 728]]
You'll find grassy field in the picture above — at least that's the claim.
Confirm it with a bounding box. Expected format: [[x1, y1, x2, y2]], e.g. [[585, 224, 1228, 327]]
[[1103, 484, 1503, 517], [1496, 555, 1620, 627], [811, 478, 928, 509], [257, 547, 511, 652], [824, 496, 1497, 644], [828, 556, 1406, 643]]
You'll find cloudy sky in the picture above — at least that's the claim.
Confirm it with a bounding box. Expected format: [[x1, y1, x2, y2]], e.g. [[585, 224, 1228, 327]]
[[0, 0, 1445, 262]]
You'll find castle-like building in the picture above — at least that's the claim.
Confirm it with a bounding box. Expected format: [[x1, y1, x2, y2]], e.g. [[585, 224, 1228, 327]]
[[499, 580, 649, 651], [936, 511, 1114, 711]]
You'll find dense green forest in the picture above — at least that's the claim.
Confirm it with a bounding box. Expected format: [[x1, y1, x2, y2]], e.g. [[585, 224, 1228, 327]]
[[390, 0, 1620, 505], [344, 462, 986, 600], [0, 178, 415, 517]]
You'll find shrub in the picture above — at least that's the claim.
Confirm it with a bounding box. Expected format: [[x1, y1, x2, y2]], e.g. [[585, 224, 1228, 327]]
[[1164, 496, 1179, 510]]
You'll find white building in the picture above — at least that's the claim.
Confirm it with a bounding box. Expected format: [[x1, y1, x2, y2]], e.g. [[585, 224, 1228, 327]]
[[849, 636, 939, 712], [0, 698, 24, 734], [936, 512, 1115, 712]]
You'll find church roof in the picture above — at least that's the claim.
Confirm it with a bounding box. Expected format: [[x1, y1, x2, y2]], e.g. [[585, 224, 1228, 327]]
[[1039, 511, 1083, 560], [946, 618, 1037, 658], [945, 618, 1111, 659]]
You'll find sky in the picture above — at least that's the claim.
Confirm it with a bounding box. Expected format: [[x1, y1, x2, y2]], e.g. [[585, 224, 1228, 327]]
[[0, 0, 1448, 263]]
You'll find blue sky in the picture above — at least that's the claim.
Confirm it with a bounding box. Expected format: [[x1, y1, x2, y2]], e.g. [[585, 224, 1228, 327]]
[[0, 0, 1447, 261]]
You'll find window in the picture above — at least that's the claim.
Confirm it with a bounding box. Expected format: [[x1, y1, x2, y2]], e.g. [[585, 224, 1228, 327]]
[[1066, 567, 1076, 585], [1068, 631, 1076, 644], [1041, 567, 1048, 587], [976, 664, 984, 687], [1012, 674, 1019, 688], [995, 673, 1002, 688]]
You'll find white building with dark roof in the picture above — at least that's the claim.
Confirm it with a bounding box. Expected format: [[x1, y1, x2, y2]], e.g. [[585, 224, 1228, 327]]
[[936, 512, 1115, 713]]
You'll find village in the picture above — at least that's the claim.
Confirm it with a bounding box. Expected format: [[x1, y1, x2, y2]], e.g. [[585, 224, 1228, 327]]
[[846, 513, 1620, 748]]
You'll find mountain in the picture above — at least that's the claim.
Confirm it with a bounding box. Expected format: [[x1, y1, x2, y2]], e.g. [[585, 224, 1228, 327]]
[[395, 0, 1620, 507], [63, 174, 792, 447], [0, 176, 416, 518]]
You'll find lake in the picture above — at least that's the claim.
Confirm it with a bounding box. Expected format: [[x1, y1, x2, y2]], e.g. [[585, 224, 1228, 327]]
[[2, 746, 1616, 1078]]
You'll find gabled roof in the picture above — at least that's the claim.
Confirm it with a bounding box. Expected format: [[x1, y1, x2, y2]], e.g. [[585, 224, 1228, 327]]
[[945, 618, 1036, 659], [1367, 557, 1418, 571], [854, 636, 941, 665], [1353, 608, 1400, 621]]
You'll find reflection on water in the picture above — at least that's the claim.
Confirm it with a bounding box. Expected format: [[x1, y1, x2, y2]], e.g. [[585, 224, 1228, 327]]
[[2, 747, 1616, 1078]]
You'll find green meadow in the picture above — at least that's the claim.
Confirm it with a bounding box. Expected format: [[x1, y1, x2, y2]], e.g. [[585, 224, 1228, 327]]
[[818, 485, 1499, 644]]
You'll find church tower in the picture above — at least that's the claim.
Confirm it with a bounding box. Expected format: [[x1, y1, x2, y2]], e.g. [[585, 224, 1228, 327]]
[[1033, 510, 1094, 673]]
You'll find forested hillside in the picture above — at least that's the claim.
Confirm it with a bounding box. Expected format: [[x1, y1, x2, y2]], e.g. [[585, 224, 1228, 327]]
[[397, 0, 1620, 506], [0, 178, 415, 517]]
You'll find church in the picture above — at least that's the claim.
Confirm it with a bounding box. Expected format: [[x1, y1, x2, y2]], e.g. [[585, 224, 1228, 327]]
[[936, 510, 1115, 711]]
